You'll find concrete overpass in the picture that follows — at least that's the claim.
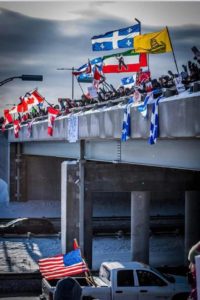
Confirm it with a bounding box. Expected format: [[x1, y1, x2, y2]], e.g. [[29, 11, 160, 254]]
[[0, 91, 200, 267]]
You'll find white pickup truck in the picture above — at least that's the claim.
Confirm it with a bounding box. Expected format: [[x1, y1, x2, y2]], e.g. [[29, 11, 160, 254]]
[[41, 261, 190, 300]]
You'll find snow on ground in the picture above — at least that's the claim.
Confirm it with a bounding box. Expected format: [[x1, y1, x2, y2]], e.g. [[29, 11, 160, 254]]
[[0, 234, 184, 272], [0, 199, 185, 272]]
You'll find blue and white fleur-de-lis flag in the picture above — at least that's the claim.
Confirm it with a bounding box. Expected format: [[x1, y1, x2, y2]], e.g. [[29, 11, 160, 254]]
[[148, 96, 163, 145], [121, 75, 135, 87], [137, 92, 153, 118], [121, 97, 134, 142], [91, 23, 140, 51]]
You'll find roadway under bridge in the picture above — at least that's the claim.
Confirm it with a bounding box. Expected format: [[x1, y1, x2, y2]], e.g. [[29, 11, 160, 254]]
[[0, 92, 200, 267]]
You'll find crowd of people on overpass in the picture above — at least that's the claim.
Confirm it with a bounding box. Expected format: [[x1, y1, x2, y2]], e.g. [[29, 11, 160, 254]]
[[0, 51, 200, 127]]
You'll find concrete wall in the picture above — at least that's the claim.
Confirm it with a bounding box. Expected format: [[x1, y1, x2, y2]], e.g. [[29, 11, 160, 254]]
[[92, 191, 184, 217], [24, 155, 65, 201]]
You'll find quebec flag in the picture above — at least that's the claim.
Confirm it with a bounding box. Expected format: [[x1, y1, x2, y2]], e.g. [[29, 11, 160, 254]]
[[121, 97, 134, 142], [77, 57, 103, 82], [92, 23, 140, 51], [77, 57, 103, 72], [121, 75, 136, 87]]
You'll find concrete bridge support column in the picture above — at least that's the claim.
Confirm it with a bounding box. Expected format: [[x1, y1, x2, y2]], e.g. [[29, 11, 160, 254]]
[[131, 191, 150, 264], [61, 160, 92, 267], [61, 161, 80, 254], [185, 191, 200, 262]]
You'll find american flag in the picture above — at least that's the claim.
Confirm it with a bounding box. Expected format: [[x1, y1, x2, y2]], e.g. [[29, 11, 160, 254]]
[[38, 249, 88, 280]]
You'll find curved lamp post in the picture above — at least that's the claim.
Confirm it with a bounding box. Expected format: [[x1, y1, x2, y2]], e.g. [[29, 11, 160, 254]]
[[0, 75, 43, 87]]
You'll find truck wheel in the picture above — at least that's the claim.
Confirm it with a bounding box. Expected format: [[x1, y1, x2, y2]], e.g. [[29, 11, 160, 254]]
[[172, 293, 189, 300]]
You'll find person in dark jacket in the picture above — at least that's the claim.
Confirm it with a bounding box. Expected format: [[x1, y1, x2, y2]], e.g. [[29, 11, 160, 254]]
[[187, 241, 200, 300]]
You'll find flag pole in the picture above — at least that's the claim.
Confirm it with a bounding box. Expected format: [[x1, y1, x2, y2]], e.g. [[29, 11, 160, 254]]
[[57, 67, 76, 100], [166, 26, 179, 74], [73, 239, 97, 287], [72, 67, 74, 100], [74, 76, 87, 97], [135, 18, 149, 71]]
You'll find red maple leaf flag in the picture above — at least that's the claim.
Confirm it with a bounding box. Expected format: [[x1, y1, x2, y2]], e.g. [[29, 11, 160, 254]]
[[2, 109, 13, 132], [47, 107, 60, 136], [4, 109, 13, 124]]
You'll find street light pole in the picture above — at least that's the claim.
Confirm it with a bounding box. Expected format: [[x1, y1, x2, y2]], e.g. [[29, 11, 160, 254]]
[[72, 67, 74, 100], [57, 67, 76, 100], [0, 75, 43, 87]]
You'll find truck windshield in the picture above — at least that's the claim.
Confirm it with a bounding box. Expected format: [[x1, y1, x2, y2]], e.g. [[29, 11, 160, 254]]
[[150, 267, 175, 283]]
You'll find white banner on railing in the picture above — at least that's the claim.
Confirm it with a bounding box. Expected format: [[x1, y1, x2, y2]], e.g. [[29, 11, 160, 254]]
[[68, 115, 79, 143]]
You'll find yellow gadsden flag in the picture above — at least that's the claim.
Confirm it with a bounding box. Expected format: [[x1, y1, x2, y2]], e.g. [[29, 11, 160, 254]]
[[134, 28, 172, 54]]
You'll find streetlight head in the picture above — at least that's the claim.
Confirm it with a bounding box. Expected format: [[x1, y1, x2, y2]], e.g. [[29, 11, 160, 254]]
[[21, 75, 43, 81]]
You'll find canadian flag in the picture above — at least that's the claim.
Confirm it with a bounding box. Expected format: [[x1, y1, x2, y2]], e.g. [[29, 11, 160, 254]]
[[26, 89, 44, 108], [4, 109, 13, 124], [47, 107, 60, 136], [17, 97, 28, 113], [9, 89, 45, 115], [2, 110, 13, 132], [13, 119, 21, 138]]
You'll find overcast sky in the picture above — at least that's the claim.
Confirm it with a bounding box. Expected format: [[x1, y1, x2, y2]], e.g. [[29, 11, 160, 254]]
[[0, 1, 200, 114]]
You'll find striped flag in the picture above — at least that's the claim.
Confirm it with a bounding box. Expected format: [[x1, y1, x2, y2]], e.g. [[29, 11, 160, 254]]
[[38, 249, 88, 280]]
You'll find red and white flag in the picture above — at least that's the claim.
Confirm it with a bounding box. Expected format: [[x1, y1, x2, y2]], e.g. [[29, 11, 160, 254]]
[[1, 109, 13, 132], [4, 109, 13, 124], [103, 50, 147, 73], [47, 107, 60, 136], [13, 119, 21, 138], [26, 89, 44, 108], [9, 89, 45, 115], [93, 66, 102, 90]]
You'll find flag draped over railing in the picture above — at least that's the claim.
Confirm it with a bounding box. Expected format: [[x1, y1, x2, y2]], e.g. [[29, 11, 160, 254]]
[[13, 119, 21, 138], [121, 97, 134, 142], [137, 92, 153, 118], [148, 96, 163, 144], [47, 107, 60, 136]]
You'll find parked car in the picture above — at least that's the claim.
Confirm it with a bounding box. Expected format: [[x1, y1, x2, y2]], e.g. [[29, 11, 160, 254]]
[[0, 217, 56, 234]]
